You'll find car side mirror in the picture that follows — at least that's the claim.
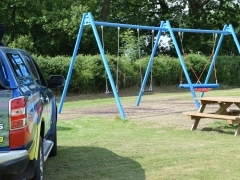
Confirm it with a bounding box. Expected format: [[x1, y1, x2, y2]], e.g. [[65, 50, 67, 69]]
[[48, 75, 65, 88]]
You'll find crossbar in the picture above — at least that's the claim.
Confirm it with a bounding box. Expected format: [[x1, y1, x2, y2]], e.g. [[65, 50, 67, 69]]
[[179, 84, 219, 89], [94, 21, 231, 34]]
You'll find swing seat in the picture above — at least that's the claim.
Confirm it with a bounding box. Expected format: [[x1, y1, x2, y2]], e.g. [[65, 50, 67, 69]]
[[141, 89, 154, 93], [179, 83, 219, 89], [105, 91, 113, 94], [194, 88, 212, 92]]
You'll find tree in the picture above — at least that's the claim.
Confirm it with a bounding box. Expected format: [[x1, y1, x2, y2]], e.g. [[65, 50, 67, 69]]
[[101, 0, 111, 21], [0, 0, 239, 56]]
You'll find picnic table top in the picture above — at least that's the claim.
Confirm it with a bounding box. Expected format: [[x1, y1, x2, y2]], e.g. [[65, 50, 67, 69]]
[[195, 97, 240, 103]]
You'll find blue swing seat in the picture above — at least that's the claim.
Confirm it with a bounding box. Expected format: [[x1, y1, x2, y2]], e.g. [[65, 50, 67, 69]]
[[179, 83, 219, 89]]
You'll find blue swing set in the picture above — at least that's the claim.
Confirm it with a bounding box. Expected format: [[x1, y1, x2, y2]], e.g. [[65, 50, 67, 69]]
[[58, 12, 240, 119]]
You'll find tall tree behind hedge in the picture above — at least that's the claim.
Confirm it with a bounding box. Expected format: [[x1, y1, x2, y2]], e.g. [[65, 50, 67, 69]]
[[0, 0, 89, 55], [0, 0, 239, 56]]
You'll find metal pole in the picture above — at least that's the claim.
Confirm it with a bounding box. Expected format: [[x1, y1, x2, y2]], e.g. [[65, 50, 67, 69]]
[[136, 21, 164, 106], [87, 12, 126, 119], [165, 20, 200, 108], [229, 24, 240, 53], [58, 13, 87, 114], [200, 25, 228, 97]]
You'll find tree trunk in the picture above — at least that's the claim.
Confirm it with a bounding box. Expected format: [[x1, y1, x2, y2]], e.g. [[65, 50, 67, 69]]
[[188, 0, 211, 17], [100, 0, 111, 21]]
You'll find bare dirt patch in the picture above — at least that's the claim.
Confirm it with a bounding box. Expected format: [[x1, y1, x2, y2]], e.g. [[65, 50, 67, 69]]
[[58, 92, 215, 130]]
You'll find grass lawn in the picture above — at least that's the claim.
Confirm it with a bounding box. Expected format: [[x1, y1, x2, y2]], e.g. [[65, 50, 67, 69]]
[[45, 87, 240, 180]]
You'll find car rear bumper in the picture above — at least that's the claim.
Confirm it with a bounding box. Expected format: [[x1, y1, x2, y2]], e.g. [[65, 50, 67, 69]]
[[0, 150, 29, 174]]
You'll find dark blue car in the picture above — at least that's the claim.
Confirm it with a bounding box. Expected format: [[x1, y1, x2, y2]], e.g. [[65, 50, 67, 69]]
[[0, 24, 65, 180]]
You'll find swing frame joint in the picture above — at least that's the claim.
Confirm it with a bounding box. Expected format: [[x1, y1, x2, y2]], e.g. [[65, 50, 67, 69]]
[[224, 26, 232, 35], [83, 14, 91, 25], [162, 23, 168, 32]]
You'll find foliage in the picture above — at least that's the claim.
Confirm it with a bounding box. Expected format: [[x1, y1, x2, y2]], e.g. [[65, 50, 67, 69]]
[[5, 1, 239, 91], [216, 56, 240, 86], [0, 0, 239, 56], [0, 0, 89, 56], [152, 55, 181, 86], [33, 53, 240, 93], [120, 29, 146, 62], [7, 34, 36, 52]]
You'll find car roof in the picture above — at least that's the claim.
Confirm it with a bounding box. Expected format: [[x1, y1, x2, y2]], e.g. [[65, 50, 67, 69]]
[[0, 46, 27, 53]]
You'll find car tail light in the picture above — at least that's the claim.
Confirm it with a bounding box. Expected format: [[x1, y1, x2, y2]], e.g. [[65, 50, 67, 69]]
[[10, 97, 27, 129]]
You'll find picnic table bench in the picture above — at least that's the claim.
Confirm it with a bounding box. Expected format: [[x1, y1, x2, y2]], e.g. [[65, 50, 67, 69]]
[[183, 97, 240, 136]]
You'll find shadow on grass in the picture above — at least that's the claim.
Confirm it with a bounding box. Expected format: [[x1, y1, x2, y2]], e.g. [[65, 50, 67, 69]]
[[45, 146, 145, 180], [201, 124, 237, 135], [57, 126, 73, 131]]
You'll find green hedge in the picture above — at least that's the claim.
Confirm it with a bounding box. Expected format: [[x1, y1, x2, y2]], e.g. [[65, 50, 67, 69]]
[[33, 54, 240, 93], [216, 56, 240, 86]]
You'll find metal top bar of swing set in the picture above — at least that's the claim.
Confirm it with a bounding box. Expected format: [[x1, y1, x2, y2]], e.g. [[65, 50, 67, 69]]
[[94, 21, 232, 34]]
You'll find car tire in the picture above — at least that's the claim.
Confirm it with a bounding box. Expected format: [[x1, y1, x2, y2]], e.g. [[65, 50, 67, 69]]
[[49, 127, 57, 157], [30, 137, 44, 180], [49, 113, 57, 157]]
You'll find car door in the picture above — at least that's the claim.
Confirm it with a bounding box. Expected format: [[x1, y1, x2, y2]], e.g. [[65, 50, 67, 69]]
[[20, 51, 53, 138]]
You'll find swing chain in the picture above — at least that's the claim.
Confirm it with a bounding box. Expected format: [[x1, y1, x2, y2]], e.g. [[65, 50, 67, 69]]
[[149, 30, 154, 91], [194, 33, 218, 83], [101, 25, 110, 94], [116, 27, 120, 92], [102, 26, 120, 94], [178, 31, 219, 91], [137, 29, 143, 85], [138, 29, 154, 92], [212, 33, 218, 53], [212, 33, 218, 84], [178, 32, 185, 55]]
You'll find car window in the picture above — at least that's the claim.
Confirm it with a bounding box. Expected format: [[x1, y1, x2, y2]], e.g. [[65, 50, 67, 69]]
[[22, 54, 41, 85], [6, 53, 34, 86], [7, 53, 30, 78], [31, 58, 48, 87], [0, 58, 10, 88], [20, 52, 47, 87]]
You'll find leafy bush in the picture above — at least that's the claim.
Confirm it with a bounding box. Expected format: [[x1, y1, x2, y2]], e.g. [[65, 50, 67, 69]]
[[216, 56, 240, 86], [33, 53, 240, 93]]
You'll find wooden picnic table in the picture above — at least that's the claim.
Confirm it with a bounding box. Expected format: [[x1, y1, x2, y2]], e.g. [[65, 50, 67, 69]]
[[183, 97, 240, 136]]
